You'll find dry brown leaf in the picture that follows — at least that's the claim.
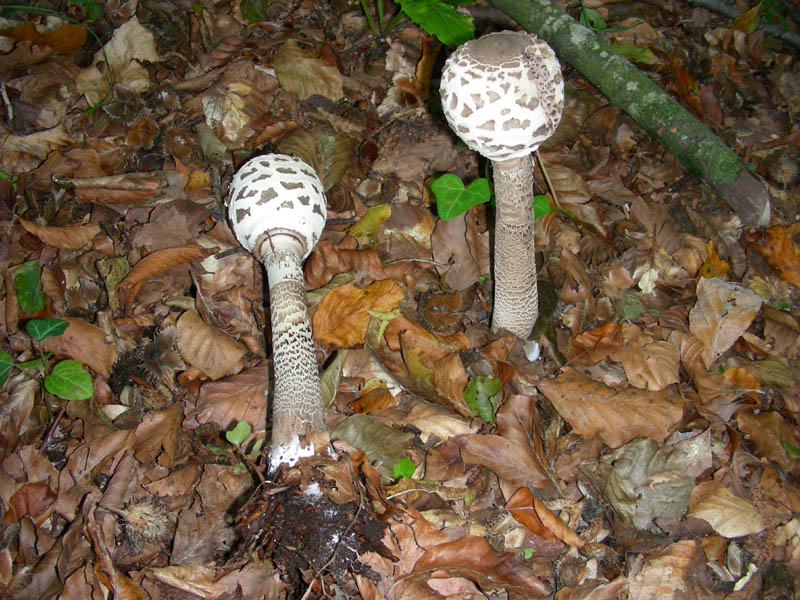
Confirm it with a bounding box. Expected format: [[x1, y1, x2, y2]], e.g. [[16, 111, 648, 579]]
[[117, 243, 213, 304], [614, 338, 680, 391], [194, 364, 268, 430], [536, 368, 685, 448], [0, 20, 87, 53], [506, 487, 584, 547], [42, 316, 116, 377], [306, 239, 389, 288], [19, 217, 101, 250], [737, 411, 800, 473], [409, 535, 549, 596], [277, 127, 357, 191], [627, 540, 698, 599], [147, 566, 228, 599], [75, 16, 159, 105], [744, 223, 800, 288], [313, 280, 404, 347], [688, 483, 765, 537], [455, 434, 557, 495], [274, 39, 343, 101], [432, 211, 485, 291], [176, 310, 245, 381], [689, 277, 762, 369]]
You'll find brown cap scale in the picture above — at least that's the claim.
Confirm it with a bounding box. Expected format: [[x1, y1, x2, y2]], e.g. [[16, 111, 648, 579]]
[[440, 31, 564, 339], [228, 154, 327, 471]]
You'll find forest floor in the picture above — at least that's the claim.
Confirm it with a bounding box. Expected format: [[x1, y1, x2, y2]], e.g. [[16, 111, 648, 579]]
[[1, 0, 800, 599]]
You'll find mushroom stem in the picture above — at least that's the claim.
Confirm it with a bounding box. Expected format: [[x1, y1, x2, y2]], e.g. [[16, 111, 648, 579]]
[[264, 244, 324, 459], [491, 156, 538, 338]]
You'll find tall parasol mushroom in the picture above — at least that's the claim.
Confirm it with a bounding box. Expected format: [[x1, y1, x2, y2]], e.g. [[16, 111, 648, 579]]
[[228, 154, 326, 471], [440, 31, 564, 339]]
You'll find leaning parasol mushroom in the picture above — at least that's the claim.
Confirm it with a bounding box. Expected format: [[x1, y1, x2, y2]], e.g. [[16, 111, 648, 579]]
[[228, 154, 326, 471], [440, 31, 564, 339]]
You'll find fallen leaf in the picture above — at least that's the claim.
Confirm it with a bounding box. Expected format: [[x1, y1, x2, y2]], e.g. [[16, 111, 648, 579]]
[[536, 367, 685, 448], [689, 277, 763, 369], [176, 310, 245, 380], [274, 39, 343, 101], [313, 280, 404, 347], [688, 483, 765, 537]]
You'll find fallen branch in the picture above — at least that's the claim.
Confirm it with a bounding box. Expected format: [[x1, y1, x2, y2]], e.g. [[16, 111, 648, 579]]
[[488, 0, 771, 227]]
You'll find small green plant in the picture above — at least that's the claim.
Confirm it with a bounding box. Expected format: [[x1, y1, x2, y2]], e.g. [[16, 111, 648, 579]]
[[0, 319, 93, 401], [431, 174, 490, 220], [0, 171, 19, 194], [393, 456, 416, 479], [1, 260, 93, 401], [431, 173, 552, 221], [224, 420, 264, 475], [359, 0, 474, 46]]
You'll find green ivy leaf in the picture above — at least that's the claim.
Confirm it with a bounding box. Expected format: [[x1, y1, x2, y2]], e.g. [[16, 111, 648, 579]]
[[393, 457, 416, 479], [432, 174, 490, 220], [26, 318, 68, 341], [44, 359, 93, 401], [0, 351, 12, 387], [398, 0, 474, 46], [463, 375, 501, 423], [226, 420, 252, 446], [533, 194, 552, 219], [13, 259, 45, 313], [784, 440, 800, 458]]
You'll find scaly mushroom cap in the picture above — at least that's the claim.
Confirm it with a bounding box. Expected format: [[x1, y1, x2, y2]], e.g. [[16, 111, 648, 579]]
[[440, 31, 564, 161], [227, 154, 327, 262]]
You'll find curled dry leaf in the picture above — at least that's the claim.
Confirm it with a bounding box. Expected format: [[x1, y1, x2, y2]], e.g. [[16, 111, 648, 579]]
[[432, 211, 486, 291], [3, 125, 73, 159], [117, 243, 213, 304], [147, 565, 228, 599], [18, 217, 101, 250], [689, 277, 763, 369], [536, 367, 685, 448], [312, 280, 404, 347], [409, 534, 549, 597], [506, 487, 584, 547], [176, 310, 245, 381], [42, 316, 116, 377], [274, 39, 343, 101], [609, 326, 680, 391]]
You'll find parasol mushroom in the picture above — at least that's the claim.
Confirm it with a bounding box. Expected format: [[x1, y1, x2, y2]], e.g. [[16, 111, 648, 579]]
[[228, 154, 327, 471], [440, 31, 564, 339]]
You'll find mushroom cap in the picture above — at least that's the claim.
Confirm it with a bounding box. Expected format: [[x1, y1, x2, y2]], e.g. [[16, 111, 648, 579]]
[[228, 154, 327, 262], [440, 31, 564, 161]]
